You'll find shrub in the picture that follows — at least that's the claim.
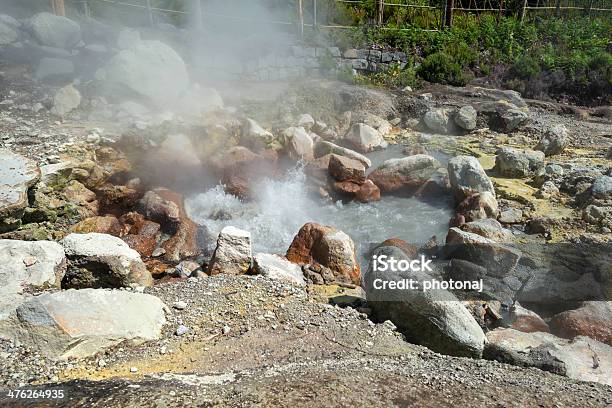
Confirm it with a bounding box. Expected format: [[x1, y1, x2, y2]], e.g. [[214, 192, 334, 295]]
[[417, 52, 468, 86]]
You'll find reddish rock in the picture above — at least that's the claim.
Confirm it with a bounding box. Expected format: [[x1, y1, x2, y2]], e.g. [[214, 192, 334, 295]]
[[138, 189, 181, 233], [286, 222, 360, 285], [123, 234, 158, 258], [305, 154, 332, 182], [380, 238, 418, 258], [120, 215, 161, 258], [223, 175, 251, 200], [333, 181, 361, 195], [455, 191, 499, 222], [162, 217, 201, 263], [509, 303, 550, 333], [96, 183, 141, 211], [355, 180, 381, 203], [414, 177, 450, 199], [550, 302, 612, 345], [70, 215, 123, 236], [118, 212, 147, 234], [328, 154, 365, 184], [145, 259, 173, 278], [449, 214, 466, 228]]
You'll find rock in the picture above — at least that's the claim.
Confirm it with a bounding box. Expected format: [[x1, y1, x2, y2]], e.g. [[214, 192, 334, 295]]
[[447, 156, 495, 202], [70, 215, 123, 236], [120, 212, 161, 258], [333, 181, 361, 196], [138, 190, 181, 233], [284, 127, 314, 161], [590, 176, 612, 201], [50, 84, 81, 116], [100, 40, 189, 106], [346, 123, 388, 153], [582, 204, 611, 225], [27, 12, 81, 49], [174, 260, 201, 278], [499, 208, 523, 224], [0, 240, 66, 299], [550, 302, 612, 345], [61, 233, 153, 289], [535, 180, 559, 199], [455, 192, 499, 223], [535, 124, 569, 156], [1, 289, 166, 359], [500, 108, 528, 132], [454, 106, 477, 131], [314, 141, 372, 168], [0, 149, 41, 233], [286, 223, 360, 285], [507, 303, 550, 333], [355, 180, 381, 203], [0, 20, 18, 45], [484, 328, 612, 385], [35, 58, 74, 81], [297, 114, 315, 130], [208, 226, 252, 275], [460, 219, 513, 241], [494, 147, 544, 178], [241, 118, 276, 151], [353, 112, 393, 136], [446, 227, 521, 277], [423, 108, 451, 134], [368, 155, 440, 193], [328, 154, 365, 184], [252, 253, 306, 286], [117, 28, 141, 50], [61, 180, 98, 216], [365, 245, 486, 358]]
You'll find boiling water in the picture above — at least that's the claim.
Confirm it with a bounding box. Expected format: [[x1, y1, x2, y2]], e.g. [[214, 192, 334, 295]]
[[185, 160, 453, 264]]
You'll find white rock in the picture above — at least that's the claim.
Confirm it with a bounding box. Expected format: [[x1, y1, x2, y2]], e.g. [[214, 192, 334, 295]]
[[297, 114, 315, 130], [284, 126, 314, 161], [346, 123, 387, 153], [208, 226, 252, 275], [50, 84, 81, 117], [253, 253, 306, 286]]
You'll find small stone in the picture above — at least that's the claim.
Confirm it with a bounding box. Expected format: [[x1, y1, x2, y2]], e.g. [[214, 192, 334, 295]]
[[222, 325, 231, 335], [172, 301, 187, 310], [98, 359, 106, 368], [176, 325, 189, 336], [130, 367, 138, 373]]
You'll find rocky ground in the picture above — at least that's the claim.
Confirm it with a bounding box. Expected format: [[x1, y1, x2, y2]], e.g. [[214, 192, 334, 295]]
[[1, 10, 611, 408]]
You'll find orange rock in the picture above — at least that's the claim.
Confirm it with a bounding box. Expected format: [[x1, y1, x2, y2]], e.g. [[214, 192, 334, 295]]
[[380, 238, 418, 258], [550, 302, 612, 345], [355, 180, 381, 203], [70, 215, 122, 236]]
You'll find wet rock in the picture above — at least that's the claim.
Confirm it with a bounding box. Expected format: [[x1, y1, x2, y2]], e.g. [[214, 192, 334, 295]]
[[35, 57, 75, 81], [494, 147, 544, 178], [423, 108, 452, 134], [241, 119, 276, 152], [455, 192, 499, 223], [100, 40, 189, 106], [447, 156, 495, 202], [252, 253, 306, 286], [484, 328, 611, 385], [368, 154, 440, 193], [70, 215, 123, 236], [50, 84, 81, 117], [284, 127, 314, 161], [314, 141, 372, 168], [287, 223, 360, 285], [2, 289, 166, 359], [454, 106, 477, 131], [333, 181, 361, 195], [27, 12, 81, 49], [460, 218, 513, 242], [346, 123, 387, 153], [138, 189, 181, 234], [208, 226, 252, 275], [535, 125, 569, 156], [0, 149, 41, 232], [355, 180, 381, 203], [328, 154, 365, 184], [550, 302, 612, 345], [61, 233, 153, 289], [365, 245, 486, 358], [446, 227, 521, 277]]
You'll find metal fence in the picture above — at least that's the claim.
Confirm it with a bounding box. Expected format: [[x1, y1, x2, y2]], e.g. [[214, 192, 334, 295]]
[[54, 0, 612, 34]]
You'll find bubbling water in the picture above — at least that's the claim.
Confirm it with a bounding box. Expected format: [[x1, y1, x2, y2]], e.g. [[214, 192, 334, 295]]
[[185, 166, 453, 264]]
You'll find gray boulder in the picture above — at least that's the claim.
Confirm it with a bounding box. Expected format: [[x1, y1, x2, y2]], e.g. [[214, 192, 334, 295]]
[[60, 233, 153, 289], [423, 108, 451, 134], [447, 155, 495, 202], [27, 12, 81, 49], [590, 176, 612, 201], [50, 84, 81, 116], [365, 245, 486, 358], [0, 149, 40, 233], [252, 253, 305, 286], [208, 226, 253, 275], [500, 108, 528, 132], [494, 147, 544, 178], [368, 154, 440, 193], [346, 123, 387, 153], [460, 219, 513, 242], [99, 40, 189, 106], [2, 289, 166, 359], [454, 105, 477, 131], [535, 124, 569, 156]]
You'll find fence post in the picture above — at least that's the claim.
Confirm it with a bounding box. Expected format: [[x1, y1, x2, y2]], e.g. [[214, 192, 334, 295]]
[[518, 0, 528, 24], [313, 0, 318, 30], [144, 0, 154, 27], [50, 0, 66, 16], [554, 0, 561, 17], [377, 0, 384, 26], [445, 0, 454, 28], [298, 0, 304, 39], [586, 0, 594, 16]]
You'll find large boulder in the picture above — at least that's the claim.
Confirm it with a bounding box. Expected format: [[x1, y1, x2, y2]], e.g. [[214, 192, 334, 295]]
[[314, 141, 372, 168], [99, 40, 189, 106], [0, 149, 41, 233], [494, 147, 544, 178], [328, 154, 365, 184], [1, 289, 166, 359], [284, 127, 314, 161], [500, 108, 529, 132], [252, 253, 306, 286], [138, 190, 181, 234], [27, 12, 81, 49], [535, 125, 570, 156], [454, 191, 499, 223], [590, 176, 612, 201], [286, 223, 360, 285], [241, 119, 276, 152], [447, 156, 495, 202], [423, 108, 452, 134], [454, 106, 477, 131], [484, 328, 612, 385], [60, 233, 153, 289], [550, 302, 612, 345], [460, 218, 513, 242], [368, 155, 440, 193], [346, 123, 388, 153], [365, 245, 486, 358], [50, 84, 81, 116], [208, 226, 252, 275]]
